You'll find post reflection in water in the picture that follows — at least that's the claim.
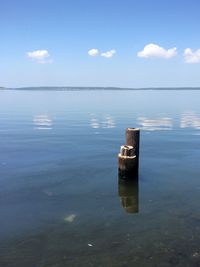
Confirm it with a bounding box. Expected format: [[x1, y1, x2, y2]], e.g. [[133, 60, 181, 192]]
[[118, 175, 139, 214]]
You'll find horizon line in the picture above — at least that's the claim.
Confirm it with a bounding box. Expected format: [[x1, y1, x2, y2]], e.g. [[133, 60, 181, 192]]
[[1, 86, 200, 91]]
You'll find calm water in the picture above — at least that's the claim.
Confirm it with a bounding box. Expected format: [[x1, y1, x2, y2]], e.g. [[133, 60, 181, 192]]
[[0, 89, 200, 267]]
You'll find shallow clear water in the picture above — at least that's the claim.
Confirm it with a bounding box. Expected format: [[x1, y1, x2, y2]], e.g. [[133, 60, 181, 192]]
[[0, 89, 200, 267]]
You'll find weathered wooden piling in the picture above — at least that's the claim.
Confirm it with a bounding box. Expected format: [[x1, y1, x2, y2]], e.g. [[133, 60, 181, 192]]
[[118, 178, 139, 213], [126, 128, 140, 160], [118, 128, 140, 179], [118, 145, 138, 178]]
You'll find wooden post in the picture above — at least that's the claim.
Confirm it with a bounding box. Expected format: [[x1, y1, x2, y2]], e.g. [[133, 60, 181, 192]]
[[118, 177, 139, 214], [126, 128, 140, 159], [118, 145, 138, 178]]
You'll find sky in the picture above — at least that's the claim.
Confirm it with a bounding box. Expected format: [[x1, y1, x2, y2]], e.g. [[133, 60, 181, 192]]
[[1, 0, 200, 88]]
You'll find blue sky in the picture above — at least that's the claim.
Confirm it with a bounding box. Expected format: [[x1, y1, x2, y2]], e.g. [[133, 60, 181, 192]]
[[1, 0, 200, 88]]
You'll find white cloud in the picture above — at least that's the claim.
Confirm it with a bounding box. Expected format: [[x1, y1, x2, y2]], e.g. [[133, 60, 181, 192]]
[[88, 48, 99, 57], [101, 49, 116, 58], [137, 43, 177, 59], [27, 50, 52, 64], [184, 48, 200, 63]]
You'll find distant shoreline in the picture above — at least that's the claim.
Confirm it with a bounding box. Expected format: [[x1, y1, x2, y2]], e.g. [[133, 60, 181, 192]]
[[1, 86, 200, 91]]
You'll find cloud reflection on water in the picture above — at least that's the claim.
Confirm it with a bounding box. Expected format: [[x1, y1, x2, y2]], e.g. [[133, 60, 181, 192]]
[[90, 118, 100, 129], [32, 112, 200, 132], [33, 115, 53, 130], [102, 115, 115, 128], [137, 117, 173, 131], [90, 114, 115, 129], [180, 112, 200, 129]]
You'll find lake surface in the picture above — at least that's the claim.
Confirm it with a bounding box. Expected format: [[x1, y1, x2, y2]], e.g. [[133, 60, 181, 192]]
[[0, 89, 200, 267]]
